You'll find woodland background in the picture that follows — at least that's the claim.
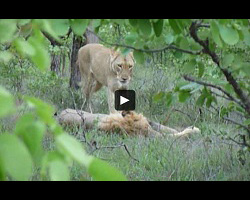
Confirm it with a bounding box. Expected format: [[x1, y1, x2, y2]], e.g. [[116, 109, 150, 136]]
[[0, 19, 249, 181]]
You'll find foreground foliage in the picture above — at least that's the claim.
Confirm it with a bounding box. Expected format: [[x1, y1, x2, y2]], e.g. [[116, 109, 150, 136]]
[[0, 19, 249, 181]]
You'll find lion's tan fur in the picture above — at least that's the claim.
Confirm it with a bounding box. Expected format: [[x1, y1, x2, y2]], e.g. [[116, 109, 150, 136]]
[[99, 111, 151, 136], [77, 44, 135, 113]]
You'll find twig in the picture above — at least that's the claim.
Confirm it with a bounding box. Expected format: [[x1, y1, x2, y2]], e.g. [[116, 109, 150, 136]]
[[210, 105, 250, 134], [90, 142, 139, 162], [172, 108, 195, 122]]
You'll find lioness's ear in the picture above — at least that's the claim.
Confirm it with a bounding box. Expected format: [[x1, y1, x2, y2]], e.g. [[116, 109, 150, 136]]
[[129, 51, 136, 64], [110, 49, 119, 64]]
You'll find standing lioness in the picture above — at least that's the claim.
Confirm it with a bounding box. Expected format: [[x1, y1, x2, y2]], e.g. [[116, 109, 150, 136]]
[[77, 43, 135, 113]]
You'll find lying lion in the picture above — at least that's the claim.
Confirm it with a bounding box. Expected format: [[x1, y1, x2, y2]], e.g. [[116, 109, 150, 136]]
[[56, 109, 200, 138]]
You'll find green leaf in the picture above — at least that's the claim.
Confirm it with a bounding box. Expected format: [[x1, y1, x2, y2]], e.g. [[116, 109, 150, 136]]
[[129, 19, 138, 28], [198, 62, 205, 78], [178, 91, 191, 103], [56, 133, 92, 166], [239, 62, 250, 76], [13, 37, 36, 57], [49, 160, 70, 181], [221, 53, 234, 67], [219, 24, 239, 45], [133, 50, 144, 64], [15, 113, 46, 165], [121, 48, 131, 56], [0, 86, 15, 118], [196, 94, 206, 107], [70, 19, 89, 36], [153, 92, 165, 102], [165, 93, 173, 107], [0, 19, 17, 43], [88, 158, 127, 181], [165, 33, 174, 44], [180, 37, 189, 50], [25, 96, 55, 125], [210, 21, 223, 48], [124, 33, 138, 46], [0, 134, 33, 181], [242, 28, 250, 46], [138, 19, 152, 37], [48, 19, 70, 36], [183, 59, 196, 73], [0, 51, 13, 64], [169, 19, 182, 35], [27, 29, 51, 71], [153, 19, 164, 37]]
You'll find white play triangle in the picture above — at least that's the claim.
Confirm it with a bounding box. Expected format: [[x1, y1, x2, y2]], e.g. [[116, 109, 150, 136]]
[[120, 96, 129, 105]]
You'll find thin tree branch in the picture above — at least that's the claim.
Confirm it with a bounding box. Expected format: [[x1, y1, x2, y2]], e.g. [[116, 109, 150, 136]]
[[210, 105, 250, 134], [183, 75, 244, 109], [87, 28, 202, 55]]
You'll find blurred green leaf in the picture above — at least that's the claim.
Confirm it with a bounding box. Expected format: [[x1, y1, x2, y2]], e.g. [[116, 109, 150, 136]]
[[0, 19, 17, 43], [124, 32, 138, 46], [0, 134, 33, 181], [198, 62, 205, 78], [49, 160, 70, 181], [13, 37, 36, 57], [0, 86, 15, 118], [153, 19, 164, 37], [0, 51, 13, 64], [27, 29, 51, 71], [196, 94, 206, 107], [88, 157, 127, 181], [153, 92, 165, 102], [15, 113, 46, 165], [70, 19, 89, 36], [221, 53, 234, 67], [183, 59, 196, 73], [219, 24, 239, 45], [138, 19, 152, 37], [56, 133, 92, 166], [133, 50, 144, 64], [178, 91, 191, 102], [210, 20, 223, 48], [169, 19, 182, 34], [165, 33, 174, 44], [48, 19, 69, 36], [25, 96, 55, 125]]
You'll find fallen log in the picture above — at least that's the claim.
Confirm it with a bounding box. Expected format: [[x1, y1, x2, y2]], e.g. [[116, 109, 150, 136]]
[[56, 109, 200, 138]]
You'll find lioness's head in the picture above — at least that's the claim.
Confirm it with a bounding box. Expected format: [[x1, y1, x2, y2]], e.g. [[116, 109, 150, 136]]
[[110, 49, 135, 88]]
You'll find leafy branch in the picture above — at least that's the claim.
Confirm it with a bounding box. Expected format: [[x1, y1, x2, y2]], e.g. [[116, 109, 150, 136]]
[[183, 75, 244, 109], [189, 20, 250, 116]]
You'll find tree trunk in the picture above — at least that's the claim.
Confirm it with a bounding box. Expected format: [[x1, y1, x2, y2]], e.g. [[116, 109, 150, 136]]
[[50, 53, 61, 75], [69, 35, 84, 89]]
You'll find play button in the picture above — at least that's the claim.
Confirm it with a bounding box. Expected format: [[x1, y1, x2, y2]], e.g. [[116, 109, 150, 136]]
[[120, 96, 129, 105], [115, 90, 135, 111]]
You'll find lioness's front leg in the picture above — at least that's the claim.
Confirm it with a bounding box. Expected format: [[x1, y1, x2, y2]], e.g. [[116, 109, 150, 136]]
[[107, 88, 117, 114]]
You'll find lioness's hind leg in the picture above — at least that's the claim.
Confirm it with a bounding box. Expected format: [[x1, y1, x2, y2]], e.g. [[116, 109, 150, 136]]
[[83, 73, 95, 113]]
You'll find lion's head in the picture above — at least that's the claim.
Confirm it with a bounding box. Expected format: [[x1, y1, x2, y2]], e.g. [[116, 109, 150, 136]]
[[99, 110, 150, 136], [110, 49, 135, 89]]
